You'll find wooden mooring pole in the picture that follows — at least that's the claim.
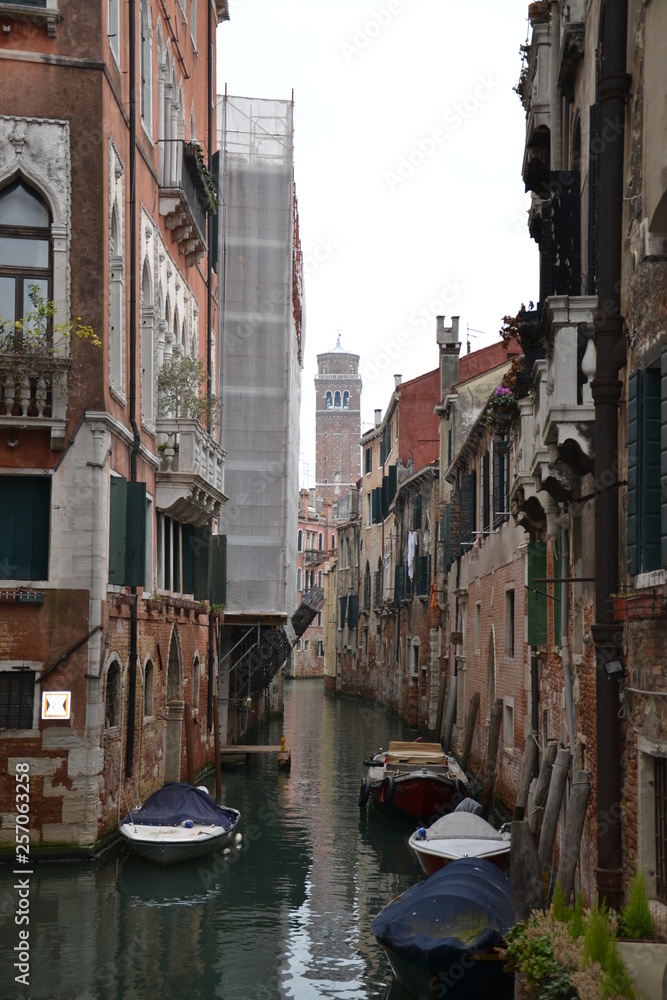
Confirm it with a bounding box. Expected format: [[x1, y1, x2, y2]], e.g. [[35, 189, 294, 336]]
[[435, 675, 447, 742], [528, 740, 558, 842], [538, 748, 571, 867], [556, 770, 590, 902], [460, 692, 479, 773], [212, 694, 222, 798], [480, 698, 503, 820], [510, 819, 547, 921], [513, 730, 538, 821], [184, 703, 195, 785]]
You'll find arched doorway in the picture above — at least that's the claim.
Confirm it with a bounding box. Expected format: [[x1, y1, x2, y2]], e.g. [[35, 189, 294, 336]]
[[164, 625, 184, 781]]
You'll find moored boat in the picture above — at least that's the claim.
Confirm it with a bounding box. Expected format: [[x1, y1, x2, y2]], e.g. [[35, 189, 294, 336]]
[[119, 782, 241, 866], [358, 741, 468, 821], [408, 810, 511, 876], [371, 857, 515, 1000]]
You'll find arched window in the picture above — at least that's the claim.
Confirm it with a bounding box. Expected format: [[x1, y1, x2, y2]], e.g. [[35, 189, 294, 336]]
[[318, 532, 323, 551], [325, 390, 333, 409], [109, 200, 125, 391], [298, 529, 303, 551], [318, 570, 323, 587], [331, 533, 336, 549], [334, 390, 341, 408], [141, 259, 154, 425], [144, 659, 154, 717], [297, 567, 302, 591], [192, 655, 200, 711], [0, 179, 52, 345], [140, 0, 153, 134], [343, 391, 350, 409], [105, 660, 121, 729]]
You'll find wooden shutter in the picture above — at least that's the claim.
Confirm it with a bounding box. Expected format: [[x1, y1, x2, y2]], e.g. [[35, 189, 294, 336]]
[[413, 493, 422, 530], [108, 476, 128, 585], [643, 368, 662, 572], [449, 490, 462, 560], [482, 451, 490, 535], [394, 564, 405, 605], [416, 555, 430, 597], [191, 524, 211, 601], [371, 487, 381, 524], [443, 505, 452, 572], [527, 541, 548, 646], [0, 476, 50, 581], [125, 482, 146, 587], [388, 464, 397, 505], [347, 595, 359, 629], [460, 473, 475, 547], [339, 595, 347, 628], [210, 534, 227, 606]]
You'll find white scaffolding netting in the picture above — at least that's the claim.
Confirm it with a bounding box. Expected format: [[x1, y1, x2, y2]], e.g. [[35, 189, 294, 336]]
[[216, 95, 303, 617]]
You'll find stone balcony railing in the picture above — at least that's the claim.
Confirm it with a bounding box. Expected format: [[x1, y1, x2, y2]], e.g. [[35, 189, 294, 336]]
[[0, 354, 69, 449], [155, 417, 227, 526], [158, 141, 213, 268]]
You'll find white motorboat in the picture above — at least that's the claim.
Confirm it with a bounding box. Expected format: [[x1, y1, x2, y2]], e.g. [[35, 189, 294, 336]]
[[408, 810, 511, 876]]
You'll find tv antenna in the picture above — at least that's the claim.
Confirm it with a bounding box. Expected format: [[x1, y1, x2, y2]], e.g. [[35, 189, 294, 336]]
[[466, 325, 487, 354]]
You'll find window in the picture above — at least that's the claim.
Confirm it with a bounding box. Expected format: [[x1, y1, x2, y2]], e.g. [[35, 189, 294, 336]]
[[192, 656, 200, 711], [415, 555, 431, 598], [318, 570, 323, 588], [343, 390, 350, 409], [297, 567, 302, 591], [140, 0, 153, 134], [108, 0, 120, 65], [363, 562, 371, 610], [304, 639, 310, 651], [364, 447, 372, 475], [334, 390, 341, 408], [0, 667, 36, 729], [105, 660, 121, 729], [326, 390, 333, 409], [0, 179, 52, 347], [298, 529, 303, 552], [362, 626, 369, 659], [144, 659, 154, 717], [331, 533, 336, 549], [504, 697, 514, 750], [413, 494, 422, 530], [411, 639, 419, 677], [317, 639, 323, 658], [493, 445, 510, 529], [474, 602, 481, 653], [627, 366, 661, 574], [109, 201, 125, 393], [481, 451, 491, 535], [505, 589, 515, 657], [317, 610, 322, 627], [318, 532, 323, 551], [190, 0, 197, 45], [0, 476, 50, 581]]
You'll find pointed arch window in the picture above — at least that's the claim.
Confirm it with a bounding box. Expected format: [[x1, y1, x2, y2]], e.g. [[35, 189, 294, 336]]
[[334, 390, 341, 408], [140, 0, 153, 135], [298, 529, 303, 551], [325, 390, 333, 409], [297, 567, 302, 591], [343, 390, 350, 409], [0, 179, 52, 348]]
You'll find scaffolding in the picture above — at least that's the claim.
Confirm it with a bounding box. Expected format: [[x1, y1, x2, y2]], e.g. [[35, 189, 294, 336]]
[[216, 93, 304, 618]]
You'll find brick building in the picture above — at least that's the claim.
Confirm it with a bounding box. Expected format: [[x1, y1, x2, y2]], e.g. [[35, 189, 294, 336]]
[[315, 337, 361, 506], [292, 488, 335, 678], [0, 0, 229, 855]]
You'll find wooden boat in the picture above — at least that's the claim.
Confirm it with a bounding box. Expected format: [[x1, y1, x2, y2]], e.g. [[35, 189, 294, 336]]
[[408, 810, 511, 876], [119, 782, 241, 866], [371, 858, 515, 1000], [358, 741, 468, 821]]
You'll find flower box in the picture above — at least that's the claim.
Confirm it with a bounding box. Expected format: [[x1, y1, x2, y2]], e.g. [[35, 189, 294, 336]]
[[612, 593, 664, 621]]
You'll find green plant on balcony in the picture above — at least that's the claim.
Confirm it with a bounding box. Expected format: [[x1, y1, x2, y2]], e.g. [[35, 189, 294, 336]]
[[157, 355, 217, 430], [0, 286, 100, 401], [486, 384, 519, 429], [184, 141, 220, 215]]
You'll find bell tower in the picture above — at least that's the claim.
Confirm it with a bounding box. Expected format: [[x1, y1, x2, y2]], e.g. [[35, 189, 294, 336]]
[[315, 335, 361, 505]]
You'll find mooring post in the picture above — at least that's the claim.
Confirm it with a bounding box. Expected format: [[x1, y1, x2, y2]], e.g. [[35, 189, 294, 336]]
[[510, 819, 547, 921], [480, 698, 503, 820], [528, 740, 558, 843], [514, 730, 538, 821], [460, 691, 479, 773], [555, 770, 590, 902], [184, 703, 195, 785], [538, 748, 571, 869], [213, 694, 222, 798]]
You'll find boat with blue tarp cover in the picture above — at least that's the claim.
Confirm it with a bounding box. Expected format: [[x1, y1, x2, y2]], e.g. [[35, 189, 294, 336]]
[[371, 857, 515, 1000], [119, 782, 241, 865]]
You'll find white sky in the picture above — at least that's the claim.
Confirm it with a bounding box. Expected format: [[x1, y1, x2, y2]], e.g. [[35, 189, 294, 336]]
[[217, 0, 537, 487]]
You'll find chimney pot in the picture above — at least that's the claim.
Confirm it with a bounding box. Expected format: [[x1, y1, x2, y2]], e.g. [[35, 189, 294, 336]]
[[374, 409, 382, 427], [394, 374, 402, 388]]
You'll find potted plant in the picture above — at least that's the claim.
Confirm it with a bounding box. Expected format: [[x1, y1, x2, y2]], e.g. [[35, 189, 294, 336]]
[[612, 591, 664, 621], [528, 2, 550, 25], [487, 384, 519, 430]]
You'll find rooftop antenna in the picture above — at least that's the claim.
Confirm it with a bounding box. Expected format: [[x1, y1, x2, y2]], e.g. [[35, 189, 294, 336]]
[[466, 325, 487, 354]]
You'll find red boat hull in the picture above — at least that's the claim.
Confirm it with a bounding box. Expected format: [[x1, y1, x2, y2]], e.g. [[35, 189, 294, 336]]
[[369, 771, 460, 821]]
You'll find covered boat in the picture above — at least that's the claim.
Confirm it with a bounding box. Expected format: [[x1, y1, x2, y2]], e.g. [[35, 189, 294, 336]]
[[371, 858, 515, 1000], [408, 810, 511, 876], [359, 741, 468, 821], [119, 783, 241, 865]]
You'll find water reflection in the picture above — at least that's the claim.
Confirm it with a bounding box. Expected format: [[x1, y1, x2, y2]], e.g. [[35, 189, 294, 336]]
[[1, 680, 432, 1000]]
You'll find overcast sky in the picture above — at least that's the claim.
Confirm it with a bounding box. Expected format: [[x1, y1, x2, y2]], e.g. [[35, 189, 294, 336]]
[[217, 0, 537, 487]]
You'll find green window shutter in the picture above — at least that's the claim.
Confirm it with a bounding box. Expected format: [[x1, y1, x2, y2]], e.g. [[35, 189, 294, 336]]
[[460, 473, 475, 547], [394, 564, 405, 605], [413, 493, 422, 530], [371, 487, 381, 524], [527, 541, 548, 646], [382, 475, 389, 518], [164, 517, 172, 591], [339, 595, 348, 627], [444, 505, 452, 572], [627, 370, 640, 574], [388, 464, 397, 505], [450, 490, 462, 560], [416, 555, 429, 597], [108, 476, 128, 585], [643, 368, 662, 572], [125, 482, 146, 587], [0, 477, 50, 581], [192, 524, 211, 602], [182, 523, 195, 594], [662, 347, 667, 567], [348, 595, 359, 629], [210, 534, 227, 605]]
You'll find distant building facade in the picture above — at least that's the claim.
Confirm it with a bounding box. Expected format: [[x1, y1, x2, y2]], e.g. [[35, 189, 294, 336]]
[[315, 338, 361, 506]]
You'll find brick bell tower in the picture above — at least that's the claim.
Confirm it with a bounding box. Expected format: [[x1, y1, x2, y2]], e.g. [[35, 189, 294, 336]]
[[315, 335, 362, 505]]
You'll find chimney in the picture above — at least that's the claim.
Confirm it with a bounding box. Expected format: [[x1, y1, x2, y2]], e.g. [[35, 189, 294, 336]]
[[308, 487, 315, 511], [437, 315, 461, 401], [374, 409, 382, 427], [394, 374, 402, 389]]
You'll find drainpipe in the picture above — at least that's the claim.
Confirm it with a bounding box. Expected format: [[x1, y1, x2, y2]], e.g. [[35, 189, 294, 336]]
[[590, 0, 630, 910], [560, 511, 575, 755], [126, 0, 140, 778]]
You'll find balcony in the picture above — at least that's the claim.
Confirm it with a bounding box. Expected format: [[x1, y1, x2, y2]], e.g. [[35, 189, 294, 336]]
[[156, 417, 227, 526], [159, 142, 217, 268], [0, 354, 69, 449], [0, 1, 60, 36]]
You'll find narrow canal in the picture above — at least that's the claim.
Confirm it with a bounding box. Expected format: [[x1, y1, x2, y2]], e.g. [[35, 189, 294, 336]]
[[1, 679, 439, 1000]]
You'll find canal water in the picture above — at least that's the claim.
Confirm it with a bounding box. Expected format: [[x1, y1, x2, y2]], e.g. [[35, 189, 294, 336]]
[[1, 680, 433, 1000]]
